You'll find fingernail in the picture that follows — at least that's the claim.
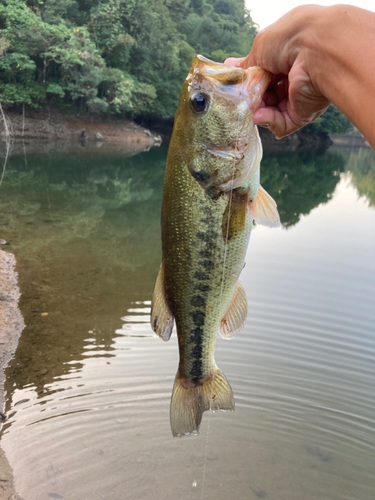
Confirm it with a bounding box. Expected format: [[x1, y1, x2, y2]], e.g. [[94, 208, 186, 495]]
[[255, 122, 270, 129]]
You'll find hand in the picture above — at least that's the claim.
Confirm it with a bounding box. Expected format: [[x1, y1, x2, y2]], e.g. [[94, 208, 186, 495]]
[[225, 6, 330, 139]]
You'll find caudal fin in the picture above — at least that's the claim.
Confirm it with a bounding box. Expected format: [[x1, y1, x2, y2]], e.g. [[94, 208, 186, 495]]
[[170, 368, 234, 437]]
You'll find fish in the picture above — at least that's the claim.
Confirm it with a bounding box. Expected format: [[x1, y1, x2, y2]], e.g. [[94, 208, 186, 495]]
[[151, 55, 280, 437]]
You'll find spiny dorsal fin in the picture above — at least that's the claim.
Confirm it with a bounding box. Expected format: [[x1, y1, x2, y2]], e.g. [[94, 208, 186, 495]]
[[251, 184, 281, 227], [150, 264, 174, 341], [219, 281, 248, 339]]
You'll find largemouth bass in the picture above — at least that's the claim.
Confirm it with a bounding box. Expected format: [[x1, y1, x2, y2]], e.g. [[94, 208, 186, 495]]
[[151, 55, 280, 437]]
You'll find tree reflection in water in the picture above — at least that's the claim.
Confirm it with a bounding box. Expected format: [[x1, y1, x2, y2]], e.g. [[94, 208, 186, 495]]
[[0, 141, 373, 405]]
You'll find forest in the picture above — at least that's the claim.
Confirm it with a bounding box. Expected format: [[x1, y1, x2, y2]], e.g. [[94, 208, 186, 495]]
[[0, 0, 351, 133]]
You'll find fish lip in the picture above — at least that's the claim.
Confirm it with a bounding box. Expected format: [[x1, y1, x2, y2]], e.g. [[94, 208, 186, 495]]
[[244, 66, 272, 113], [206, 134, 250, 160], [206, 146, 244, 160], [217, 127, 263, 192]]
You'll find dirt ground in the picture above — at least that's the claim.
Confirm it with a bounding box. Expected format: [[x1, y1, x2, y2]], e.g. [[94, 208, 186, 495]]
[[0, 249, 24, 500], [1, 109, 162, 148]]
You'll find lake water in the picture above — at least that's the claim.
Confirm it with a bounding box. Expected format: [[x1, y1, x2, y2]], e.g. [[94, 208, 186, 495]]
[[1, 139, 375, 500]]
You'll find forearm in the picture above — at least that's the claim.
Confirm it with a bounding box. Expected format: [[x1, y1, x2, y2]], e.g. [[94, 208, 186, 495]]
[[300, 5, 375, 146]]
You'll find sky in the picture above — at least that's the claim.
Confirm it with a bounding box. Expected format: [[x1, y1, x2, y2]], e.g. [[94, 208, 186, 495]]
[[247, 1, 375, 30]]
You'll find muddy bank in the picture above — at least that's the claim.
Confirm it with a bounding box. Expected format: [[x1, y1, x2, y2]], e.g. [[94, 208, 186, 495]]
[[0, 109, 162, 149], [329, 133, 370, 147], [0, 249, 24, 500]]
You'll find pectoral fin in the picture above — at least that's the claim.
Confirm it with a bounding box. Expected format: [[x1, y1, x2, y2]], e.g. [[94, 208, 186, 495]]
[[150, 264, 174, 341], [219, 281, 248, 339], [251, 184, 280, 227]]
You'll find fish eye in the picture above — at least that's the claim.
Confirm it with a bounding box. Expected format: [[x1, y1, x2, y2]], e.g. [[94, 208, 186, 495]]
[[191, 93, 209, 113]]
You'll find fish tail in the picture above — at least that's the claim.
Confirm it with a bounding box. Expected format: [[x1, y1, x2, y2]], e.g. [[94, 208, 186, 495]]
[[170, 367, 234, 437]]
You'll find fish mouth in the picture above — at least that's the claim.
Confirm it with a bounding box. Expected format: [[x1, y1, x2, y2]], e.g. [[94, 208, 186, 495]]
[[244, 66, 272, 114], [206, 138, 249, 160], [190, 56, 271, 114], [216, 128, 263, 192]]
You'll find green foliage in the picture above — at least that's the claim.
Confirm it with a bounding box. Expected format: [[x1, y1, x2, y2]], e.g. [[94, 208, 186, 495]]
[[0, 82, 45, 106], [302, 105, 352, 135], [46, 83, 65, 98], [0, 0, 355, 131], [0, 0, 258, 119], [179, 0, 257, 60]]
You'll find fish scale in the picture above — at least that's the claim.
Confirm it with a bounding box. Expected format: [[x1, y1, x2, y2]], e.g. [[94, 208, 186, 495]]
[[162, 161, 251, 382], [151, 55, 280, 436]]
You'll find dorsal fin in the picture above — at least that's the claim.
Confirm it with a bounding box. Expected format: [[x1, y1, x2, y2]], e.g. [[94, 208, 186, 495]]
[[150, 264, 174, 341], [251, 184, 280, 227], [219, 281, 248, 339]]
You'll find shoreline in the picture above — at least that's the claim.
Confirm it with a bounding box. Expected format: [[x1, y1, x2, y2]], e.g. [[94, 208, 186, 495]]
[[0, 249, 24, 500], [0, 109, 162, 149]]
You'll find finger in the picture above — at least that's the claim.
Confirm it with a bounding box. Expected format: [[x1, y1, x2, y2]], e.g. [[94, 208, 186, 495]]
[[253, 107, 300, 139], [224, 57, 246, 67], [236, 52, 256, 69]]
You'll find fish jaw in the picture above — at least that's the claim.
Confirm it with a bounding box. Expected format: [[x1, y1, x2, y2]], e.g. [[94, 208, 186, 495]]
[[217, 125, 263, 192], [191, 55, 271, 111]]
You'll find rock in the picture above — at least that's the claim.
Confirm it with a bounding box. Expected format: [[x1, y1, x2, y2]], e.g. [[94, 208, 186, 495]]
[[0, 239, 7, 245], [153, 134, 162, 145], [144, 129, 152, 137], [95, 132, 104, 141]]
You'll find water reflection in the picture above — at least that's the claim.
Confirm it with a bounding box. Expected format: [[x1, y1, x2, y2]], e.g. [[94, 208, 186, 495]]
[[261, 147, 345, 227], [1, 144, 166, 396], [0, 141, 374, 500], [345, 147, 375, 207]]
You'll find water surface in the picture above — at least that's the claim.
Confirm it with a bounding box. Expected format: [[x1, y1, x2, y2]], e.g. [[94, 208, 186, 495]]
[[1, 141, 374, 500]]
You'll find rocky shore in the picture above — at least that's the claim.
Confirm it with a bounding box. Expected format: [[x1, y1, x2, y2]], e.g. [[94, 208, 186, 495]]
[[0, 109, 162, 149], [0, 249, 24, 500]]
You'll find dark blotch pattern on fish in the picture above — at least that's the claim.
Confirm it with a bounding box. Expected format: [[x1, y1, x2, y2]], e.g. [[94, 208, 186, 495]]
[[200, 260, 215, 271], [195, 283, 211, 292], [199, 249, 213, 259], [192, 170, 210, 183], [191, 295, 206, 308], [191, 311, 205, 326], [189, 208, 221, 382], [196, 230, 218, 243], [191, 343, 203, 358], [194, 270, 209, 281], [190, 359, 203, 381], [190, 327, 203, 342]]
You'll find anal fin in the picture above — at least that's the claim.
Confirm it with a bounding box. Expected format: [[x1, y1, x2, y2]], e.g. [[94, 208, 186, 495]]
[[251, 184, 281, 227], [219, 281, 248, 339], [150, 263, 174, 341]]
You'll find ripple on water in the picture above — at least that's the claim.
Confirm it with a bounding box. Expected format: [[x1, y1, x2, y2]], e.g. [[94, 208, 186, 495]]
[[1, 155, 375, 500]]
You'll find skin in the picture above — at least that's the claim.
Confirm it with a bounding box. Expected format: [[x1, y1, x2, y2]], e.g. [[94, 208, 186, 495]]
[[151, 56, 273, 435], [161, 57, 268, 386], [225, 4, 375, 148]]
